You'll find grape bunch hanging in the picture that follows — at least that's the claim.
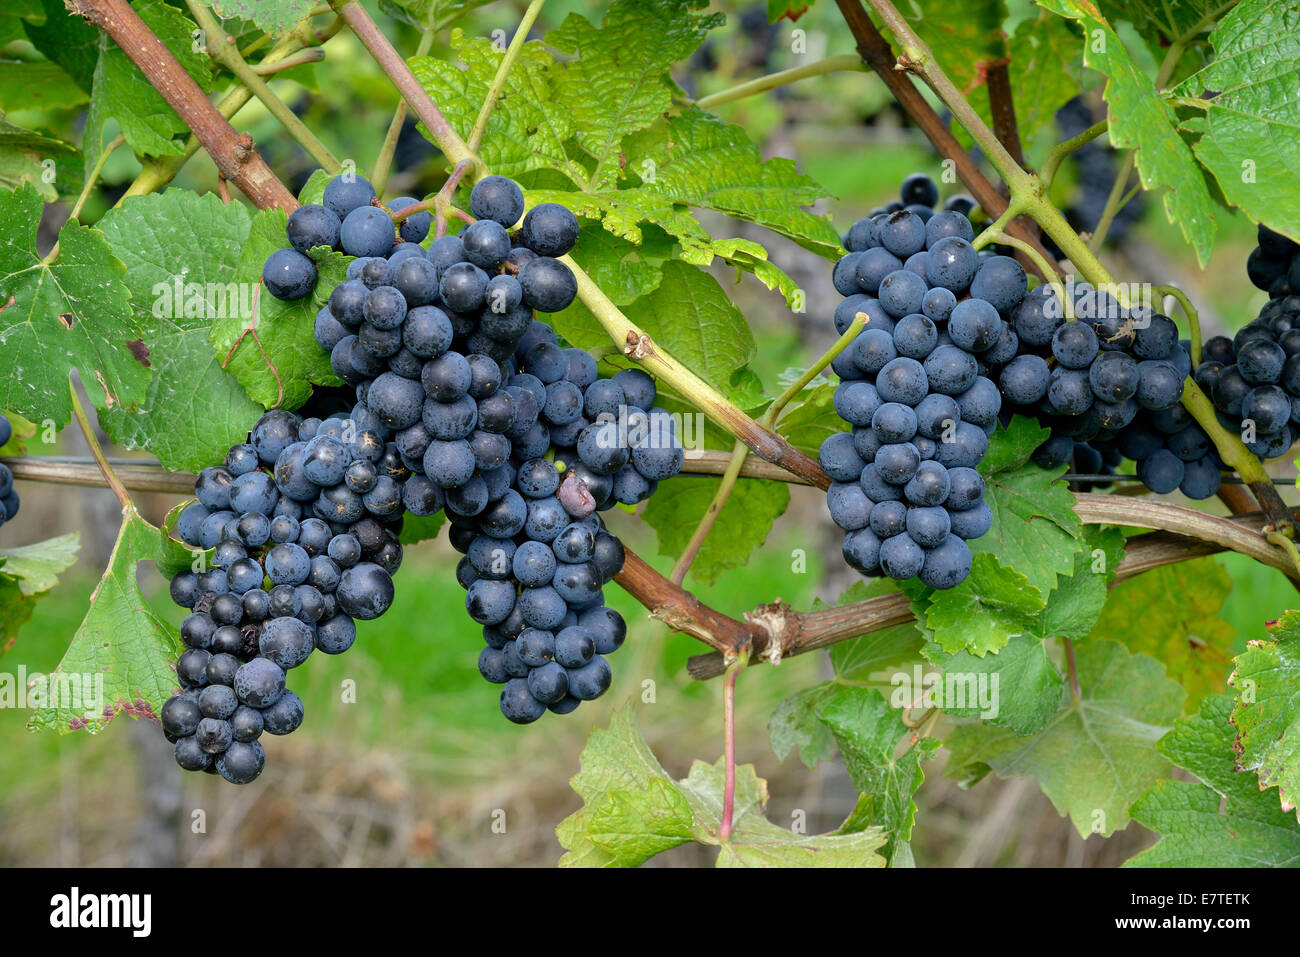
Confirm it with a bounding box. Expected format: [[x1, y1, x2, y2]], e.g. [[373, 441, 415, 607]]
[[1191, 225, 1300, 465], [822, 173, 1010, 590], [159, 172, 684, 783], [824, 172, 1297, 594]]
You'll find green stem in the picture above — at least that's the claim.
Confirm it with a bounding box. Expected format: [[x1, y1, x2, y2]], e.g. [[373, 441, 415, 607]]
[[1040, 119, 1107, 186], [69, 380, 131, 510], [868, 0, 1031, 197], [70, 134, 125, 223], [1267, 532, 1300, 579], [1154, 283, 1202, 366], [250, 47, 324, 74], [670, 439, 747, 586], [467, 0, 546, 156], [972, 198, 1026, 251], [761, 312, 868, 429], [1087, 151, 1136, 252], [372, 28, 436, 194], [695, 54, 866, 110], [1181, 378, 1271, 484], [187, 0, 342, 173]]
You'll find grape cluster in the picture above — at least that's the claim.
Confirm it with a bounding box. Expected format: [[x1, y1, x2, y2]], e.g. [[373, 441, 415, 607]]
[[454, 334, 685, 723], [163, 409, 400, 783], [833, 173, 1232, 506], [167, 168, 680, 761], [0, 414, 17, 528], [1005, 283, 1218, 498], [823, 174, 1013, 590], [1190, 225, 1300, 475]]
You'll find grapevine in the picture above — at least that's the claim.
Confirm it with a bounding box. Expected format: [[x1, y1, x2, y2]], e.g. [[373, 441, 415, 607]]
[[1, 0, 1299, 874]]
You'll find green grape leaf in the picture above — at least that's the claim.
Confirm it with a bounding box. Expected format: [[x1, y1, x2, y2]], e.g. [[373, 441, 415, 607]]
[[558, 706, 689, 867], [0, 532, 80, 656], [585, 778, 696, 865], [919, 530, 1118, 735], [769, 683, 838, 768], [380, 0, 500, 30], [706, 237, 805, 309], [0, 183, 150, 425], [296, 169, 333, 208], [97, 190, 263, 471], [1097, 0, 1220, 69], [570, 224, 674, 307], [1174, 0, 1300, 244], [210, 208, 348, 409], [411, 34, 584, 184], [0, 117, 78, 202], [1038, 0, 1218, 264], [816, 686, 939, 863], [23, 0, 99, 93], [980, 414, 1051, 475], [974, 457, 1084, 601], [27, 505, 183, 734], [412, 22, 834, 258], [622, 261, 757, 402], [1229, 611, 1300, 819], [546, 298, 607, 353], [641, 474, 789, 585], [946, 640, 1185, 836], [1128, 695, 1300, 867], [1090, 557, 1236, 707], [549, 0, 722, 191], [913, 552, 1046, 657], [210, 0, 316, 36], [84, 0, 212, 180], [0, 61, 88, 112], [775, 382, 839, 457], [0, 410, 36, 455], [676, 757, 887, 868], [0, 572, 38, 655], [625, 109, 842, 256], [559, 708, 884, 867], [528, 186, 716, 261], [0, 532, 80, 595], [926, 634, 1063, 736], [1032, 524, 1125, 643], [398, 511, 445, 546]]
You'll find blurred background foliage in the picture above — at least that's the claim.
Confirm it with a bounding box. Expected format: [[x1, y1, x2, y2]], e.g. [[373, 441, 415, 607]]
[[0, 0, 1287, 866]]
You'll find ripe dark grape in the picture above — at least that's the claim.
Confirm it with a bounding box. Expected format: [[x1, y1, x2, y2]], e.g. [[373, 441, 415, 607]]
[[340, 205, 396, 259], [519, 257, 578, 313], [521, 203, 580, 257], [470, 175, 526, 226]]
